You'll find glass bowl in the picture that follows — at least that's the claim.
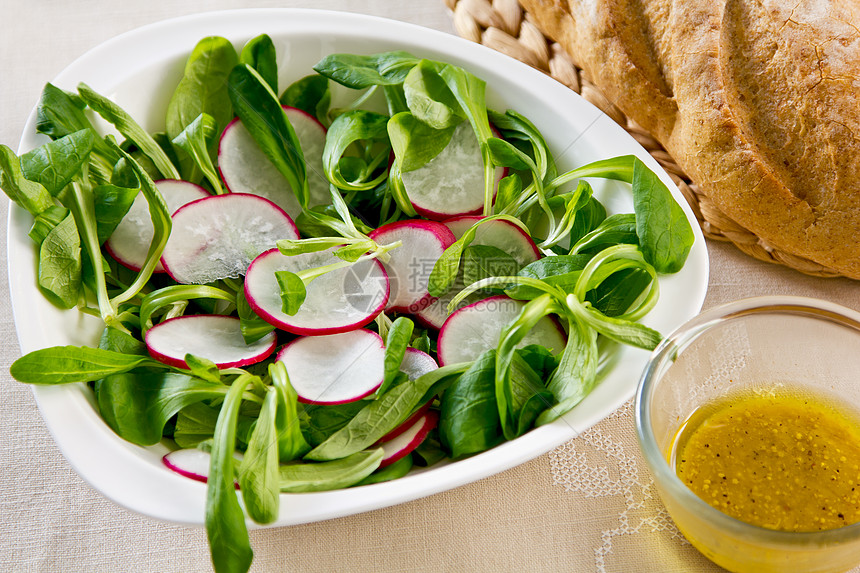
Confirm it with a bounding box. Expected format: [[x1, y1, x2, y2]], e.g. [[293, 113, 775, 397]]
[[636, 296, 860, 573]]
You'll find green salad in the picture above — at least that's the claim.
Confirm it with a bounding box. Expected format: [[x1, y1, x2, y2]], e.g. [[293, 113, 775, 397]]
[[1, 33, 694, 573]]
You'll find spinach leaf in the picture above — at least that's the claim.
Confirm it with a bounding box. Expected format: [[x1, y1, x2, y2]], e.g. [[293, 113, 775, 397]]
[[508, 351, 553, 437], [379, 316, 414, 396], [0, 144, 54, 215], [28, 205, 69, 245], [20, 129, 95, 196], [238, 388, 280, 524], [92, 181, 139, 243], [438, 350, 502, 459], [206, 374, 255, 573], [280, 449, 384, 492], [313, 51, 420, 89], [323, 110, 390, 191], [279, 74, 331, 125], [10, 346, 165, 384], [235, 288, 275, 345], [462, 245, 519, 286], [536, 316, 598, 425], [37, 211, 81, 308], [240, 34, 278, 93], [631, 157, 694, 273], [95, 371, 230, 446], [303, 401, 367, 447], [570, 213, 638, 255], [388, 111, 455, 172], [305, 363, 468, 461], [166, 36, 238, 180], [229, 64, 308, 208], [77, 83, 180, 180], [171, 113, 223, 194], [270, 362, 311, 462], [403, 59, 463, 130]]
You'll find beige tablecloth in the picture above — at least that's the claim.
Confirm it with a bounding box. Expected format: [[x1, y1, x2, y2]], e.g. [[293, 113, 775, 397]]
[[1, 2, 858, 572]]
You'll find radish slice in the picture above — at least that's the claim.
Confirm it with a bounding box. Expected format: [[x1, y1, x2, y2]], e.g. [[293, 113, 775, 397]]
[[399, 122, 504, 220], [160, 193, 299, 285], [218, 107, 330, 219], [377, 410, 439, 468], [105, 179, 209, 272], [417, 217, 541, 328], [244, 247, 389, 335], [368, 220, 456, 313], [145, 315, 277, 369], [442, 215, 541, 267], [400, 347, 438, 380], [162, 448, 243, 486], [276, 329, 385, 405], [414, 272, 469, 330], [437, 295, 567, 365]]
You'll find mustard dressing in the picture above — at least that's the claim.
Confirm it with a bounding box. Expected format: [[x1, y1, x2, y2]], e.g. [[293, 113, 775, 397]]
[[671, 389, 860, 532]]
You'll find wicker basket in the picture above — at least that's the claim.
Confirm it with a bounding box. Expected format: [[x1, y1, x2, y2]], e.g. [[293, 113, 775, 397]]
[[444, 0, 843, 278]]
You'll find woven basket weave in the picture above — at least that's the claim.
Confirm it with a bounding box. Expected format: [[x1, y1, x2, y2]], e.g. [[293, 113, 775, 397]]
[[444, 0, 843, 278]]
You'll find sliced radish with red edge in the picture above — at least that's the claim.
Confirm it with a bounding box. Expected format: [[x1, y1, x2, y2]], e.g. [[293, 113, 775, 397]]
[[399, 122, 504, 220], [400, 347, 438, 380], [437, 295, 567, 365], [368, 219, 455, 313], [245, 247, 389, 335], [105, 179, 209, 272], [378, 401, 432, 443], [145, 315, 277, 369], [442, 215, 541, 266], [377, 410, 439, 468], [276, 329, 385, 405], [160, 193, 299, 285], [162, 448, 242, 487], [218, 107, 330, 219]]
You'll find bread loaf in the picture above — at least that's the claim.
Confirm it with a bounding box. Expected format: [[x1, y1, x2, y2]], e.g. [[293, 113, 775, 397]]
[[521, 0, 860, 278]]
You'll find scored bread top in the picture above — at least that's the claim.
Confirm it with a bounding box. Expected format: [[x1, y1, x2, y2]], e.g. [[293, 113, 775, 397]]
[[524, 0, 860, 278]]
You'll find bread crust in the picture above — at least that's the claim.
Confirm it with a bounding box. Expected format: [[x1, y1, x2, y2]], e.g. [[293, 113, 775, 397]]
[[523, 0, 860, 278]]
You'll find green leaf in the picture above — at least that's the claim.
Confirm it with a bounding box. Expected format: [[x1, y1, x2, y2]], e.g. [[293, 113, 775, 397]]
[[462, 245, 519, 286], [92, 181, 139, 243], [403, 59, 463, 130], [28, 205, 69, 245], [229, 64, 308, 208], [387, 111, 455, 173], [570, 213, 638, 255], [166, 36, 238, 181], [20, 129, 95, 196], [439, 350, 502, 458], [10, 346, 164, 384], [535, 316, 598, 426], [238, 388, 280, 524], [279, 74, 331, 125], [323, 110, 390, 191], [280, 449, 384, 492], [95, 371, 230, 446], [275, 270, 307, 315], [313, 51, 420, 89], [206, 374, 255, 573], [305, 363, 468, 461], [77, 82, 180, 180], [0, 144, 54, 215], [240, 34, 278, 93], [171, 113, 223, 194], [487, 137, 532, 171], [236, 289, 275, 345], [185, 354, 222, 384], [37, 211, 82, 308], [270, 362, 311, 462], [379, 317, 414, 396], [304, 401, 367, 447], [631, 157, 695, 273]]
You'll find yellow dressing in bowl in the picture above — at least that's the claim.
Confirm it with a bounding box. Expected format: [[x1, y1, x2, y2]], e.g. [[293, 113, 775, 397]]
[[671, 389, 860, 532]]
